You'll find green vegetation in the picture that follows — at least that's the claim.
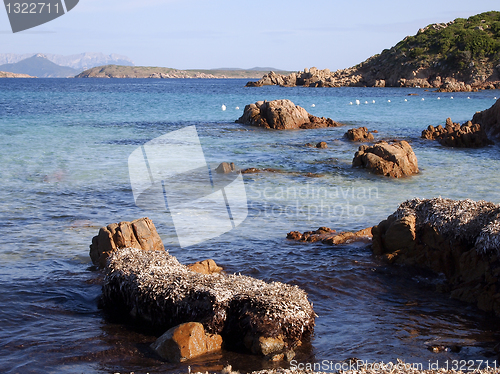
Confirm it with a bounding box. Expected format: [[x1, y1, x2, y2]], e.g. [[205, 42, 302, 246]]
[[392, 11, 500, 71], [76, 65, 291, 79]]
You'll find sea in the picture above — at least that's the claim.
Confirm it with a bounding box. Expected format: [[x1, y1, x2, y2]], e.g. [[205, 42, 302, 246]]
[[1, 78, 500, 374]]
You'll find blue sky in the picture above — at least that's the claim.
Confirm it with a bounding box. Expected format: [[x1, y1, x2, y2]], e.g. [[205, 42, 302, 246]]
[[1, 0, 499, 70]]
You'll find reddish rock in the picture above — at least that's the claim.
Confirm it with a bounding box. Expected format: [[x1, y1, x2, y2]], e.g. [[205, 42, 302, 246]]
[[215, 162, 237, 174], [89, 217, 164, 268], [236, 99, 342, 130], [316, 141, 328, 148], [352, 140, 419, 178], [371, 197, 500, 316], [421, 117, 493, 147], [344, 127, 375, 142], [187, 259, 223, 274], [150, 322, 222, 362], [287, 227, 372, 245], [471, 98, 500, 140]]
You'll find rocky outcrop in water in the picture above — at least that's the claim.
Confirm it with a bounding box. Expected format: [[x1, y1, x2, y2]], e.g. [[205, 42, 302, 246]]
[[287, 227, 372, 245], [372, 198, 500, 316], [100, 247, 315, 360], [422, 118, 493, 147], [89, 217, 164, 268], [352, 140, 419, 178], [471, 98, 500, 140], [344, 127, 375, 142], [236, 99, 342, 130]]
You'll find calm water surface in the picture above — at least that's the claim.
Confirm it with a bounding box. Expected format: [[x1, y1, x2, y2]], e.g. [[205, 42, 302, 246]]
[[1, 79, 500, 373]]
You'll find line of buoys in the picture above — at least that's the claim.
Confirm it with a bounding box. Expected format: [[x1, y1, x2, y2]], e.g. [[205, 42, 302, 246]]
[[347, 95, 497, 106]]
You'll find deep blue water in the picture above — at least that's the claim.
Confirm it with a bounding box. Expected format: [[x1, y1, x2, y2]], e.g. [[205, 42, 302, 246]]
[[1, 78, 500, 373]]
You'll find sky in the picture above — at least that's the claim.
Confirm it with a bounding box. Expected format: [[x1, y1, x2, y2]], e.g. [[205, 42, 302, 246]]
[[0, 0, 499, 71]]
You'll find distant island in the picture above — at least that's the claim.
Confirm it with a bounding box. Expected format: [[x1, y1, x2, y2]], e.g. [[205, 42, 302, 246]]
[[247, 11, 500, 92], [0, 71, 35, 78], [75, 65, 290, 79]]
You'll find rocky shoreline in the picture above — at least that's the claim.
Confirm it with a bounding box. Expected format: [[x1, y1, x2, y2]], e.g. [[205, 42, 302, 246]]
[[246, 66, 500, 92]]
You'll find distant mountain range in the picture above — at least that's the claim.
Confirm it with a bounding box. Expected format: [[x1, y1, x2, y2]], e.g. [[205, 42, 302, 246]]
[[0, 52, 134, 71], [0, 54, 79, 78]]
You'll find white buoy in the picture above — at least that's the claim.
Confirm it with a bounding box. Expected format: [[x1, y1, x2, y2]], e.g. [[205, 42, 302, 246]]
[[356, 100, 360, 105], [450, 97, 454, 99], [437, 97, 441, 100], [372, 100, 375, 104], [311, 104, 315, 107], [404, 99, 408, 102], [388, 100, 391, 103], [364, 101, 368, 104], [349, 102, 353, 105], [421, 98, 425, 101], [495, 97, 497, 100], [467, 97, 470, 99], [235, 106, 239, 110], [221, 104, 227, 111]]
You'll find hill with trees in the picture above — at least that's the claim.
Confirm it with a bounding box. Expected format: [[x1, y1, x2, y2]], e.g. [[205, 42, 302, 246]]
[[247, 11, 500, 92]]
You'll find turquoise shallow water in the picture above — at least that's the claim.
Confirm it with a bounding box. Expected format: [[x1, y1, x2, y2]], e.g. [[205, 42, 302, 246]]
[[1, 78, 500, 373]]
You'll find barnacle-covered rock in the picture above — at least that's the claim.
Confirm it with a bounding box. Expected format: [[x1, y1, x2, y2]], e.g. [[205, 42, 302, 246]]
[[101, 248, 315, 359], [372, 197, 500, 315]]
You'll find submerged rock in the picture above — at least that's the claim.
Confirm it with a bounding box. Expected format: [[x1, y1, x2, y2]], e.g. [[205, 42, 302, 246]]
[[215, 162, 237, 174], [150, 322, 222, 362], [472, 98, 500, 141], [372, 197, 500, 316], [287, 227, 372, 245], [352, 140, 419, 178], [89, 217, 164, 268], [100, 247, 315, 358], [344, 127, 375, 142], [422, 118, 493, 147], [236, 99, 342, 130]]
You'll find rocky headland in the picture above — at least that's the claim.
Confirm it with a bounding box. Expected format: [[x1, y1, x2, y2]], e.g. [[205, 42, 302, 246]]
[[236, 99, 342, 130], [247, 12, 500, 92]]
